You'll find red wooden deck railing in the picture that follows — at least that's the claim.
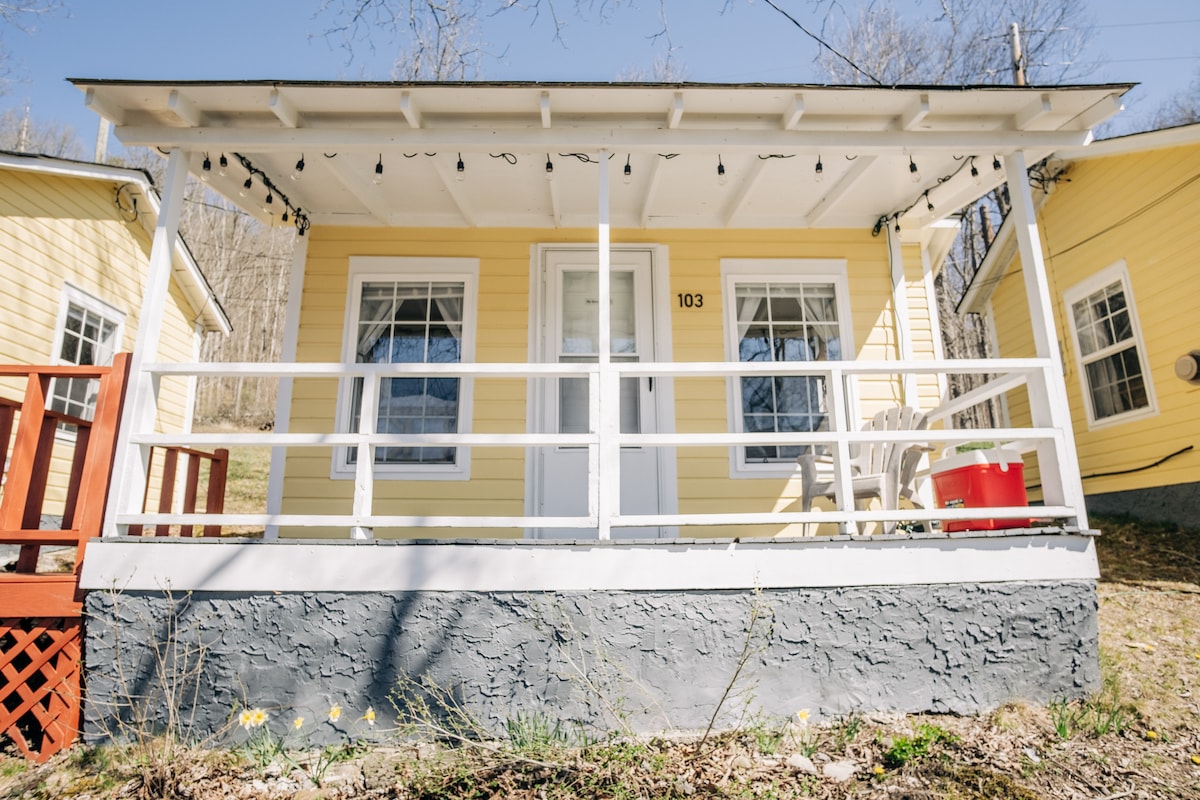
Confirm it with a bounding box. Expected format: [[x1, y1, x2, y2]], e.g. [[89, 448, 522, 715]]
[[128, 445, 228, 537], [0, 355, 131, 762]]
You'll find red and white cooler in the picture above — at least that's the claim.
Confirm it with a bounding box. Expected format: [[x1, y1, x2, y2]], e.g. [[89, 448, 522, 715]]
[[931, 448, 1031, 532]]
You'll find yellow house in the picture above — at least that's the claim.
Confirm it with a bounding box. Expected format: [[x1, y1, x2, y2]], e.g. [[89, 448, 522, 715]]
[[0, 151, 230, 519], [960, 123, 1200, 528], [64, 81, 1127, 739]]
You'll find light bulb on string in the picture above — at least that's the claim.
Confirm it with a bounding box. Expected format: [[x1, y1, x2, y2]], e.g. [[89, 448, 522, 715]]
[[970, 158, 981, 185], [908, 156, 921, 183], [456, 153, 465, 181], [292, 155, 305, 181], [545, 154, 554, 178], [623, 155, 632, 185], [925, 192, 934, 213], [814, 156, 824, 183], [717, 156, 727, 186], [993, 155, 1002, 172], [200, 154, 212, 182], [374, 155, 384, 185], [240, 176, 252, 198], [218, 154, 228, 177]]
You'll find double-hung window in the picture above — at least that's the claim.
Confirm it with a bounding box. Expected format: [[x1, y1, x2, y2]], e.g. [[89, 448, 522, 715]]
[[722, 260, 853, 475], [50, 286, 125, 422], [1064, 261, 1156, 428], [338, 258, 477, 478]]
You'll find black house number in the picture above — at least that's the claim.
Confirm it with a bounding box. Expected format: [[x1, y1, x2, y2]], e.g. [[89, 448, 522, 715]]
[[677, 293, 703, 308]]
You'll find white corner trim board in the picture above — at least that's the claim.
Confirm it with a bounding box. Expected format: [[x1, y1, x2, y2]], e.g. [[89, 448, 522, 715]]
[[79, 535, 1099, 594]]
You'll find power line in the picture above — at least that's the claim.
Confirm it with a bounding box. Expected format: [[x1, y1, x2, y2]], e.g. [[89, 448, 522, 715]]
[[758, 0, 882, 85], [1092, 19, 1200, 29]]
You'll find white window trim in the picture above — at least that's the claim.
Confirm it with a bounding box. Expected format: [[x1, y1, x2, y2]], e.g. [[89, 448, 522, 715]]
[[331, 257, 479, 480], [1062, 260, 1157, 430], [720, 259, 855, 479], [49, 284, 126, 435]]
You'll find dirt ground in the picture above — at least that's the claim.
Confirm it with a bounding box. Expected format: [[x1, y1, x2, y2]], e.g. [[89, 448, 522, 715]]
[[2, 514, 1198, 799]]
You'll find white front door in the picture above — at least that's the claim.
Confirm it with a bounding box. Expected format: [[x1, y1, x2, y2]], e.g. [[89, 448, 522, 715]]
[[533, 248, 670, 538]]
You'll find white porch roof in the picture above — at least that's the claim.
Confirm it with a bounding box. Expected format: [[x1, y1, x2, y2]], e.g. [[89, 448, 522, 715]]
[[71, 80, 1131, 233]]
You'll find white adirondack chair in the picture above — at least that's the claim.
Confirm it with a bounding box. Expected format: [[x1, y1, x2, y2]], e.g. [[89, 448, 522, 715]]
[[799, 406, 931, 534]]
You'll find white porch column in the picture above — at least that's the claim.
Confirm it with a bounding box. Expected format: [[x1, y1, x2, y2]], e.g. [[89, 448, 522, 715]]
[[596, 149, 616, 540], [1003, 150, 1088, 527], [886, 225, 917, 406], [104, 148, 190, 536], [264, 234, 309, 539]]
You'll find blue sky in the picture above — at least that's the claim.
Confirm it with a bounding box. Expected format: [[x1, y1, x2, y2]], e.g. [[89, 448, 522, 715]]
[[2, 0, 1198, 155]]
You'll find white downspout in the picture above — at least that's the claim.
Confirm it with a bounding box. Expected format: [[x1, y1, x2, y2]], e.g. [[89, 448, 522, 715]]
[[264, 233, 309, 540], [104, 148, 190, 536], [1003, 150, 1088, 528]]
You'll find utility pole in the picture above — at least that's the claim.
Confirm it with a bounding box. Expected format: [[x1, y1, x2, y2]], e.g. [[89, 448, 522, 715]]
[[1010, 22, 1027, 86]]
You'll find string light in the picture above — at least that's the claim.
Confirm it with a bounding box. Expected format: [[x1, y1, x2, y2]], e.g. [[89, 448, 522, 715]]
[[456, 153, 465, 181], [970, 157, 980, 185], [292, 155, 305, 181], [908, 156, 921, 183], [545, 154, 554, 176], [374, 154, 384, 185], [623, 155, 632, 184], [814, 156, 824, 183], [993, 155, 1002, 172], [200, 154, 212, 183], [717, 155, 727, 186], [231, 152, 309, 236], [924, 191, 934, 212], [218, 154, 228, 177]]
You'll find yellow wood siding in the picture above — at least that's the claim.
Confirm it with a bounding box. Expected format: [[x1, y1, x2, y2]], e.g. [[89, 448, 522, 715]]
[[282, 226, 940, 537], [988, 143, 1200, 498], [0, 168, 200, 515]]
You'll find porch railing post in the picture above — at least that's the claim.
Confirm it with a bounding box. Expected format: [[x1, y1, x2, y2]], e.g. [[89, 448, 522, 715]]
[[104, 148, 190, 536], [1004, 151, 1087, 527], [827, 365, 855, 535], [351, 370, 379, 539], [596, 148, 616, 540]]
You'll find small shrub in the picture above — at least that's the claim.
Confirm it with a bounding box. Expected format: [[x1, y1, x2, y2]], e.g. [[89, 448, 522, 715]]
[[881, 722, 957, 769]]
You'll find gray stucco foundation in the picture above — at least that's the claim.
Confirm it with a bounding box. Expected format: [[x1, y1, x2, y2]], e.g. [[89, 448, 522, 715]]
[[81, 581, 1098, 743], [1086, 481, 1200, 531]]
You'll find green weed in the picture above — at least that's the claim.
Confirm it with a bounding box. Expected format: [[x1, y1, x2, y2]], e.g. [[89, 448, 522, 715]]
[[881, 722, 957, 769]]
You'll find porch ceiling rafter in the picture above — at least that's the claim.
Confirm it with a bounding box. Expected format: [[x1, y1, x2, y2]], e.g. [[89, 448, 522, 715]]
[[324, 156, 393, 225], [721, 157, 769, 226], [268, 89, 303, 128], [807, 155, 876, 225]]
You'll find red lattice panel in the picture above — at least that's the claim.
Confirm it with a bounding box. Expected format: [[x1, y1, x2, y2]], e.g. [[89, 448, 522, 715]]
[[0, 618, 81, 763]]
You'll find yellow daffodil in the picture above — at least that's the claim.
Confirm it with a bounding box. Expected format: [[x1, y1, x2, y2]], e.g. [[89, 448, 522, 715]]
[[251, 708, 268, 727], [328, 704, 342, 723], [796, 709, 810, 724], [1145, 730, 1159, 740], [363, 706, 376, 726], [239, 709, 255, 730], [293, 716, 304, 730]]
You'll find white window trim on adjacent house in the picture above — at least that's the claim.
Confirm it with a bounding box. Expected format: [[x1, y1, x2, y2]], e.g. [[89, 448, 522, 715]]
[[720, 259, 855, 478], [332, 256, 479, 480], [49, 284, 126, 426], [1062, 260, 1157, 430]]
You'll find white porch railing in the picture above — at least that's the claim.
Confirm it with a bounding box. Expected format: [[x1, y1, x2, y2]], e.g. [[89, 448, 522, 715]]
[[112, 358, 1084, 538]]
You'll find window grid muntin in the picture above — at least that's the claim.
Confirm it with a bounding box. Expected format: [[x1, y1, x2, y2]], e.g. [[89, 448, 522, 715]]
[[736, 281, 837, 462], [1070, 279, 1150, 422], [50, 302, 119, 421], [348, 280, 465, 466]]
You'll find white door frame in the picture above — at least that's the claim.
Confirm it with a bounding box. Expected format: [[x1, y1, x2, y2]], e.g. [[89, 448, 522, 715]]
[[525, 243, 677, 538]]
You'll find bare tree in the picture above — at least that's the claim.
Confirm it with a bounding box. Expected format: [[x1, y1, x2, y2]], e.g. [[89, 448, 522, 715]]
[[0, 106, 82, 157], [1148, 67, 1200, 129], [813, 0, 1094, 86], [0, 1, 61, 92]]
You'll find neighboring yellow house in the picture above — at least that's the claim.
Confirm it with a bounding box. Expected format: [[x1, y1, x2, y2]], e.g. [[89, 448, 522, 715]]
[[0, 151, 230, 516], [960, 123, 1200, 527]]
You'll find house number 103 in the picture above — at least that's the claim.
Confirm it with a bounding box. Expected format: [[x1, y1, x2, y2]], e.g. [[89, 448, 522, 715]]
[[677, 293, 703, 308]]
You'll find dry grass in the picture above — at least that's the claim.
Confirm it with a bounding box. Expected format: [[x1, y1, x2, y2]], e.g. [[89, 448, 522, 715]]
[[2, 514, 1199, 798]]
